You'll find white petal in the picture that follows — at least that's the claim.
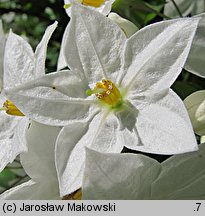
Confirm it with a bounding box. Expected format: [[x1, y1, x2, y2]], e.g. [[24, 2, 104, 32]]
[[35, 21, 58, 77], [64, 0, 115, 16], [0, 96, 27, 172], [55, 112, 123, 196], [82, 149, 160, 200], [0, 180, 60, 200], [57, 24, 69, 71], [184, 90, 205, 136], [3, 31, 35, 90], [0, 95, 22, 141], [63, 4, 126, 84], [128, 90, 197, 154], [163, 0, 204, 18], [108, 13, 139, 38], [20, 121, 61, 182], [5, 71, 95, 126], [0, 20, 5, 91], [151, 143, 205, 199], [185, 14, 205, 78], [193, 0, 205, 15], [118, 17, 200, 94]]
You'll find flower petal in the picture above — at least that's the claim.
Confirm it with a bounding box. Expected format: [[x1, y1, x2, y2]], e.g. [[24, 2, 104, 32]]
[[35, 21, 58, 77], [128, 90, 197, 154], [3, 31, 35, 90], [5, 71, 95, 126], [0, 96, 27, 172], [20, 121, 61, 182], [164, 0, 204, 18], [0, 180, 60, 200], [151, 143, 205, 199], [55, 112, 123, 196], [64, 0, 115, 16], [185, 14, 205, 78], [82, 149, 161, 200], [118, 17, 200, 94], [63, 4, 126, 84], [0, 20, 5, 91], [108, 12, 139, 38]]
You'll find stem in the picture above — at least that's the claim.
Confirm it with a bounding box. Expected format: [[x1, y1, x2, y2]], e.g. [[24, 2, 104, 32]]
[[170, 0, 183, 17], [139, 1, 172, 20]]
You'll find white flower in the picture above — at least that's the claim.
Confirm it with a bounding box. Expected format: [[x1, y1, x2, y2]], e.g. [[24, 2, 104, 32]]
[[82, 144, 205, 199], [64, 0, 115, 16], [0, 21, 57, 172], [0, 121, 62, 200], [184, 90, 205, 136], [5, 5, 200, 196], [108, 12, 139, 38], [164, 0, 205, 18]]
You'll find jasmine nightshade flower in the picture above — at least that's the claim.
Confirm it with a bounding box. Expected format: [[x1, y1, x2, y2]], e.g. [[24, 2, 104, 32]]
[[82, 144, 205, 199], [0, 21, 57, 172], [184, 90, 205, 136], [5, 5, 200, 196], [0, 121, 62, 200], [64, 0, 115, 16]]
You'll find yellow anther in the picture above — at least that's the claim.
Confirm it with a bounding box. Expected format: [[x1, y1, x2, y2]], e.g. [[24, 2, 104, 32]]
[[62, 189, 82, 200], [1, 100, 24, 116], [64, 3, 71, 9], [82, 0, 105, 7], [88, 79, 122, 108]]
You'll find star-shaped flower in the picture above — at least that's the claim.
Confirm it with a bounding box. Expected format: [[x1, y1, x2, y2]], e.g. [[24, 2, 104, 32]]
[[82, 143, 205, 199], [5, 4, 200, 196], [0, 21, 57, 172]]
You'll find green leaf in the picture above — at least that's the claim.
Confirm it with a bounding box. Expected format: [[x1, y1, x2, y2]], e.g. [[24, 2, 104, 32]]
[[0, 169, 17, 188]]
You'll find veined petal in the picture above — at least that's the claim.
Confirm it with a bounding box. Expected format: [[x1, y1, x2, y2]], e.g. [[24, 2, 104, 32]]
[[55, 111, 123, 196], [185, 14, 205, 78], [5, 71, 95, 126], [127, 90, 197, 154], [3, 31, 35, 90], [118, 17, 200, 94], [0, 180, 60, 200], [0, 20, 5, 91], [20, 121, 61, 182], [151, 143, 205, 199], [35, 21, 58, 77], [63, 4, 126, 84], [82, 149, 161, 200]]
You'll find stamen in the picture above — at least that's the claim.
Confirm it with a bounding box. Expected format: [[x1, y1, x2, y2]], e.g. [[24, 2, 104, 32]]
[[82, 0, 105, 7], [2, 100, 24, 116], [62, 189, 82, 200], [87, 79, 122, 108], [64, 4, 71, 9]]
